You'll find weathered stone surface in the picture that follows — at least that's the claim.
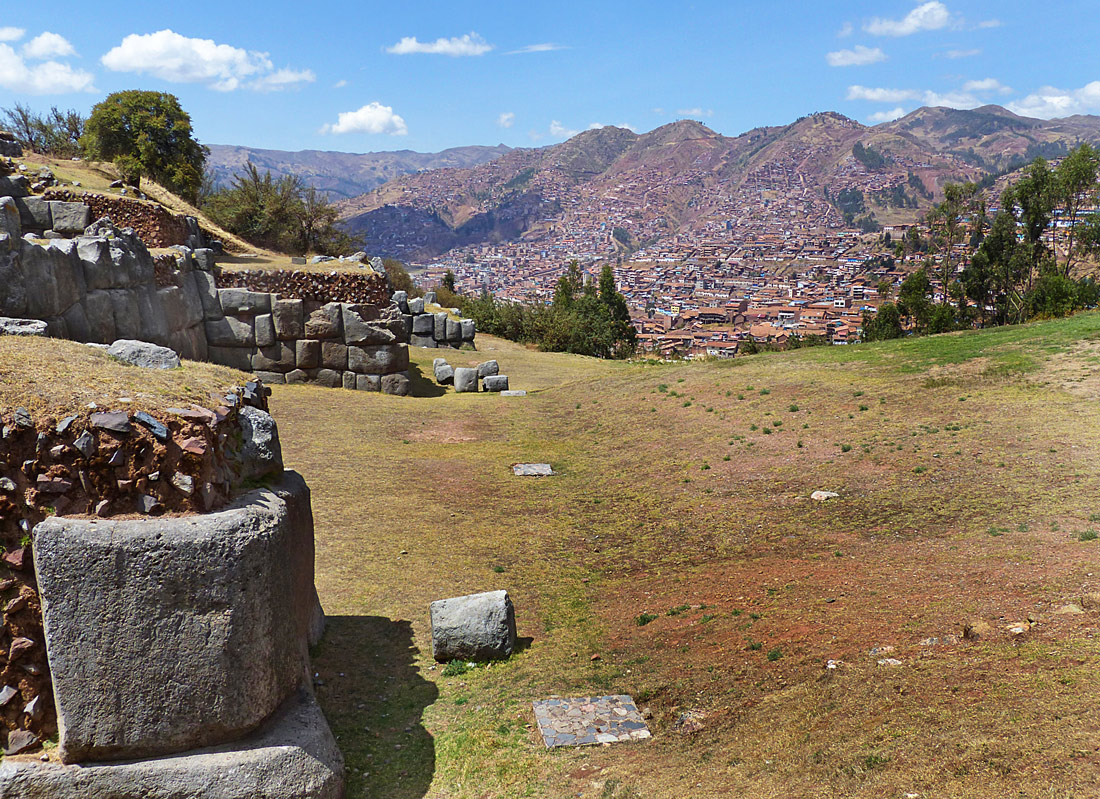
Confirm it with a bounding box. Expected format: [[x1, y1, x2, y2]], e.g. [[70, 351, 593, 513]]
[[303, 303, 342, 339], [207, 346, 252, 372], [811, 490, 840, 501], [411, 314, 434, 335], [0, 688, 344, 798], [285, 369, 308, 384], [501, 390, 527, 397], [347, 344, 408, 375], [355, 374, 380, 392], [320, 341, 347, 370], [342, 304, 395, 345], [216, 288, 270, 316], [423, 291, 437, 305], [477, 360, 499, 378], [430, 590, 517, 662], [314, 369, 342, 388], [408, 297, 425, 315], [107, 339, 182, 369], [272, 299, 303, 340], [513, 463, 554, 476], [446, 318, 462, 342], [205, 316, 254, 348], [90, 411, 131, 434], [32, 472, 315, 763], [252, 344, 294, 372], [0, 317, 47, 336], [341, 371, 356, 390], [391, 290, 409, 313], [0, 197, 19, 240], [14, 197, 50, 230], [381, 372, 410, 396], [254, 314, 275, 348], [460, 319, 475, 340], [410, 334, 436, 348], [295, 339, 320, 369], [238, 406, 283, 481], [252, 370, 286, 385], [47, 202, 91, 235], [532, 695, 651, 749], [433, 358, 454, 385], [0, 175, 30, 198], [191, 269, 221, 317], [483, 375, 509, 392], [433, 312, 448, 341], [453, 367, 478, 393]]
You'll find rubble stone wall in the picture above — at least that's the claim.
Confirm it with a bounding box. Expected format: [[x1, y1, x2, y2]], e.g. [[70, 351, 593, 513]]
[[216, 268, 390, 306], [42, 190, 205, 249]]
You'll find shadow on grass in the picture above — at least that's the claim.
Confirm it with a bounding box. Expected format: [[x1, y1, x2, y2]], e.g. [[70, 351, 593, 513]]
[[408, 362, 447, 398], [313, 616, 437, 799]]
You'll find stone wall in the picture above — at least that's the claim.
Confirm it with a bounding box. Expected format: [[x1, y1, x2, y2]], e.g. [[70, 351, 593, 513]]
[[41, 189, 205, 249], [0, 209, 210, 361], [205, 291, 411, 395], [394, 291, 476, 349], [216, 268, 390, 305], [0, 132, 20, 158]]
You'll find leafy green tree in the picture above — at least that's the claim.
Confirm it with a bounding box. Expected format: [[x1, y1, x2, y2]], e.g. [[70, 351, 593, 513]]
[[441, 270, 456, 292], [81, 90, 206, 202], [927, 181, 979, 302], [862, 302, 903, 341], [383, 259, 422, 298], [2, 103, 84, 157], [1054, 143, 1100, 275], [896, 268, 934, 333], [1002, 159, 1056, 288]]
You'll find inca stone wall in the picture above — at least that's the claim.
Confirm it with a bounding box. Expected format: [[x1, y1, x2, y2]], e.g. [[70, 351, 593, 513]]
[[394, 291, 476, 349], [216, 268, 391, 305]]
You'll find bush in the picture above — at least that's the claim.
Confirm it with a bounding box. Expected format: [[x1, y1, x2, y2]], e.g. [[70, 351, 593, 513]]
[[635, 612, 658, 626]]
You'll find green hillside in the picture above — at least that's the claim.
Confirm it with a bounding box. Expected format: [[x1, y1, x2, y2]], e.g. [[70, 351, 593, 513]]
[[276, 314, 1100, 798]]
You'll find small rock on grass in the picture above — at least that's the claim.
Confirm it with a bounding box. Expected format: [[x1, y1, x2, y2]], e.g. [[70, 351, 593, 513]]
[[811, 490, 839, 501]]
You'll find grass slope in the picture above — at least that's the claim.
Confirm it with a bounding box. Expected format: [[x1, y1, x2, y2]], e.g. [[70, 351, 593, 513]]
[[272, 314, 1100, 798]]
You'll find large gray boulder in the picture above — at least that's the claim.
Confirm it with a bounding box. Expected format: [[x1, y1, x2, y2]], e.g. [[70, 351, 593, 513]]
[[0, 688, 344, 798], [460, 319, 475, 341], [14, 196, 50, 230], [32, 472, 317, 764], [477, 360, 499, 378], [433, 358, 454, 385], [107, 339, 182, 370], [433, 312, 448, 341], [453, 367, 478, 393], [483, 375, 509, 392], [430, 590, 517, 662], [0, 197, 19, 239], [0, 317, 47, 336], [47, 202, 91, 235]]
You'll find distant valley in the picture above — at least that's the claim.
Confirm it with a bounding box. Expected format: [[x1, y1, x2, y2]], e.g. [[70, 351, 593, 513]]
[[325, 105, 1100, 263], [204, 143, 512, 201]]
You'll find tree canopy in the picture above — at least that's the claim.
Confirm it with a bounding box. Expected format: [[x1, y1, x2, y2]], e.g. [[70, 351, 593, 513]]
[[81, 90, 206, 202]]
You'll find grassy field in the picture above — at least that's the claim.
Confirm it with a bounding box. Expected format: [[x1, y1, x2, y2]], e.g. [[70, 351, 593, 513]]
[[272, 314, 1100, 798]]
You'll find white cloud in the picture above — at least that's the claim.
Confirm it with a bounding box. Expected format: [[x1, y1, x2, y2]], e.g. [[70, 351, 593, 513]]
[[588, 122, 638, 133], [826, 45, 887, 67], [252, 67, 314, 92], [944, 48, 981, 59], [652, 107, 666, 115], [321, 102, 408, 136], [676, 107, 714, 117], [1008, 82, 1100, 119], [549, 120, 580, 139], [333, 79, 348, 88], [868, 107, 907, 123], [386, 33, 491, 56], [497, 111, 515, 128], [505, 43, 567, 55], [963, 77, 1012, 95], [837, 22, 854, 37], [977, 19, 1003, 28], [102, 30, 312, 91], [0, 43, 95, 93], [847, 85, 922, 103], [847, 84, 982, 109], [22, 32, 75, 59], [864, 1, 951, 36], [0, 27, 25, 42]]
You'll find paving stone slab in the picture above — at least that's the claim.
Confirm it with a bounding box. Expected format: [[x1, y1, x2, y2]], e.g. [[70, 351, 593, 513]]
[[532, 695, 651, 748], [500, 390, 527, 397], [513, 463, 553, 476]]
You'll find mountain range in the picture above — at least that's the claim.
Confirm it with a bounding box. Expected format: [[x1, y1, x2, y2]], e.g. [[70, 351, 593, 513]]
[[204, 143, 512, 200]]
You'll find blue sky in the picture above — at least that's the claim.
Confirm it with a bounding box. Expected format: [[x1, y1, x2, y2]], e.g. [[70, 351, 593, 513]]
[[1, 1, 1097, 154]]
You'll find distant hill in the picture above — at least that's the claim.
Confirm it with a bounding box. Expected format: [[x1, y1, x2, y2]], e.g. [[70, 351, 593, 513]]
[[332, 105, 1100, 261], [204, 143, 513, 201]]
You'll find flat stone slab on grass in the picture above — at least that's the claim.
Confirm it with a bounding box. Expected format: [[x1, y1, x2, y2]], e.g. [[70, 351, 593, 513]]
[[532, 695, 651, 748], [500, 390, 527, 397], [513, 463, 553, 476]]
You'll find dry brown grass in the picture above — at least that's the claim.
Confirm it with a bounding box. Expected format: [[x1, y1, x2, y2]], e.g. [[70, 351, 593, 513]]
[[264, 315, 1100, 797], [0, 337, 248, 422]]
